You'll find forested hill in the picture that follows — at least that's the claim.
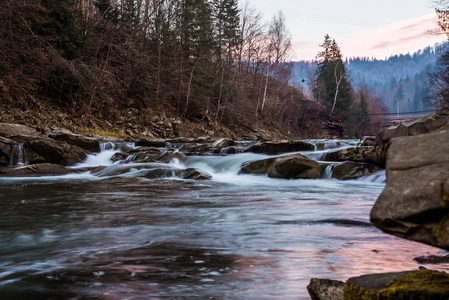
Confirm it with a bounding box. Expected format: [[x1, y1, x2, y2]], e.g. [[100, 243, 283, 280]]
[[0, 0, 319, 139], [292, 43, 449, 113]]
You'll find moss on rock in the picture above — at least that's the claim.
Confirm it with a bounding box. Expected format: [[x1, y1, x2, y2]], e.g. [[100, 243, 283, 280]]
[[343, 269, 449, 300]]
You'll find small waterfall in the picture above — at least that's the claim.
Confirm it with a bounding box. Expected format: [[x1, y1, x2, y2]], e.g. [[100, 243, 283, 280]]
[[219, 146, 243, 156], [100, 142, 115, 152], [324, 142, 341, 150], [323, 165, 333, 179], [125, 154, 138, 163], [9, 144, 28, 166], [307, 152, 328, 161]]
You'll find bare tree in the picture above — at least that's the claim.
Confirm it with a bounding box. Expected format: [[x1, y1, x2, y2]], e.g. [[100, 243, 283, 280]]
[[330, 62, 343, 116]]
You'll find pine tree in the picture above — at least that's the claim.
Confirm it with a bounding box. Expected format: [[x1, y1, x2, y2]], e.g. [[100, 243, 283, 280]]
[[314, 35, 353, 123]]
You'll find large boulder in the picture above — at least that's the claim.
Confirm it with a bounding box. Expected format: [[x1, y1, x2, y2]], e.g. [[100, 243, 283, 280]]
[[240, 153, 322, 179], [28, 139, 86, 166], [370, 129, 449, 250], [0, 123, 41, 138], [324, 145, 388, 168], [343, 269, 449, 299], [244, 140, 314, 155], [48, 129, 100, 152], [0, 163, 70, 176], [376, 112, 449, 145]]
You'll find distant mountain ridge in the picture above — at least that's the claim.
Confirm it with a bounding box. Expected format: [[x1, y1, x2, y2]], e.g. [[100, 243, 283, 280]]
[[292, 42, 449, 113]]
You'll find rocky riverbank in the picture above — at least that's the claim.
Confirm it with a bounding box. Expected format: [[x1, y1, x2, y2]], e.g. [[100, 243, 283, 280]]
[[0, 119, 387, 182], [308, 112, 449, 300]]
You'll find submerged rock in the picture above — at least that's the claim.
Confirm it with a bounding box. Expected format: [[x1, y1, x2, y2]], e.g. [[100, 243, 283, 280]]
[[0, 163, 70, 176], [307, 278, 344, 300], [370, 129, 449, 250], [343, 269, 449, 299], [414, 254, 449, 264], [240, 153, 322, 179], [244, 140, 314, 155], [376, 112, 449, 145]]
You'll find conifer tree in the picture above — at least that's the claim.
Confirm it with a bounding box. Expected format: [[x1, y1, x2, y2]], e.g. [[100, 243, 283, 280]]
[[314, 35, 353, 123]]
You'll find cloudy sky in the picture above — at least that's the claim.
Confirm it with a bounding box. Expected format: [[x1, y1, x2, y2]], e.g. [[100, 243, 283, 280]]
[[241, 0, 447, 60]]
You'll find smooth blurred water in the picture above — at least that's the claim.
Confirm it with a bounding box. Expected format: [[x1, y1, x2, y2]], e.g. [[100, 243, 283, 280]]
[[0, 141, 448, 299]]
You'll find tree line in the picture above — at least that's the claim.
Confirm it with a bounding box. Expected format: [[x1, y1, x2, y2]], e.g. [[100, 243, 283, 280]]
[[1, 0, 313, 136]]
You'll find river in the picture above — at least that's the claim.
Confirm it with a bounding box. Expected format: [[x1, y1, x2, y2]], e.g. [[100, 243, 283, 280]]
[[0, 140, 448, 299]]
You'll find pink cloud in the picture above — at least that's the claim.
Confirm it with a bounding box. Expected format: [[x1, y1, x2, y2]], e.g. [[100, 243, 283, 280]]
[[340, 14, 446, 59]]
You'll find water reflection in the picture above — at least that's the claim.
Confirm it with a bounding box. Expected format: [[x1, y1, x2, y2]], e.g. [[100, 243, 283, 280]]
[[0, 169, 448, 299]]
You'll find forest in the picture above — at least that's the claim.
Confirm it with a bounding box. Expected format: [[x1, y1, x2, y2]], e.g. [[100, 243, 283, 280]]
[[292, 43, 449, 115], [0, 0, 448, 139]]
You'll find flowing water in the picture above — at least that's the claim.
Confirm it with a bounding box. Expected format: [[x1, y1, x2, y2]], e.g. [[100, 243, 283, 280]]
[[0, 140, 448, 299]]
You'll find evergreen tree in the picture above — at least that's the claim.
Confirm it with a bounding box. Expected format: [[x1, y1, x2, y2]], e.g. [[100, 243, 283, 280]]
[[393, 84, 404, 113], [314, 35, 353, 123]]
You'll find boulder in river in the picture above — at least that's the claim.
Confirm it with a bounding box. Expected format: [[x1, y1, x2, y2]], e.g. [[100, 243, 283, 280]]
[[134, 151, 185, 163], [0, 163, 70, 176], [324, 145, 388, 168], [244, 140, 314, 155], [240, 153, 322, 179], [343, 269, 449, 299], [28, 139, 87, 166], [181, 168, 212, 180], [307, 278, 344, 300], [370, 129, 449, 250], [375, 112, 449, 145], [331, 161, 381, 180]]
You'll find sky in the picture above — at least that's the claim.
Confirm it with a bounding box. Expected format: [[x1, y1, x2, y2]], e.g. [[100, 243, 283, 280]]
[[240, 0, 447, 61]]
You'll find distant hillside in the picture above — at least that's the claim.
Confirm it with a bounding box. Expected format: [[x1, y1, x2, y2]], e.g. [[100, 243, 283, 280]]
[[292, 43, 449, 113]]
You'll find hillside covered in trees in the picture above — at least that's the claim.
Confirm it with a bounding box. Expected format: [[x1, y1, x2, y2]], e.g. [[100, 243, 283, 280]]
[[292, 43, 449, 115], [0, 0, 334, 139]]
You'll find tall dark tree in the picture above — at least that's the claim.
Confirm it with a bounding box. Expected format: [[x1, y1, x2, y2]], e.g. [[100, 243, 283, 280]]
[[314, 35, 353, 123]]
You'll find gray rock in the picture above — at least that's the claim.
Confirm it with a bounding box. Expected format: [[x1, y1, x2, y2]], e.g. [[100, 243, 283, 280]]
[[240, 153, 322, 179], [182, 168, 212, 180], [48, 129, 100, 152], [0, 123, 41, 138], [332, 161, 381, 180], [134, 151, 185, 164], [324, 145, 388, 168], [370, 129, 449, 250], [244, 140, 315, 155], [307, 278, 344, 300], [376, 112, 449, 145], [0, 163, 70, 176], [27, 139, 86, 166]]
